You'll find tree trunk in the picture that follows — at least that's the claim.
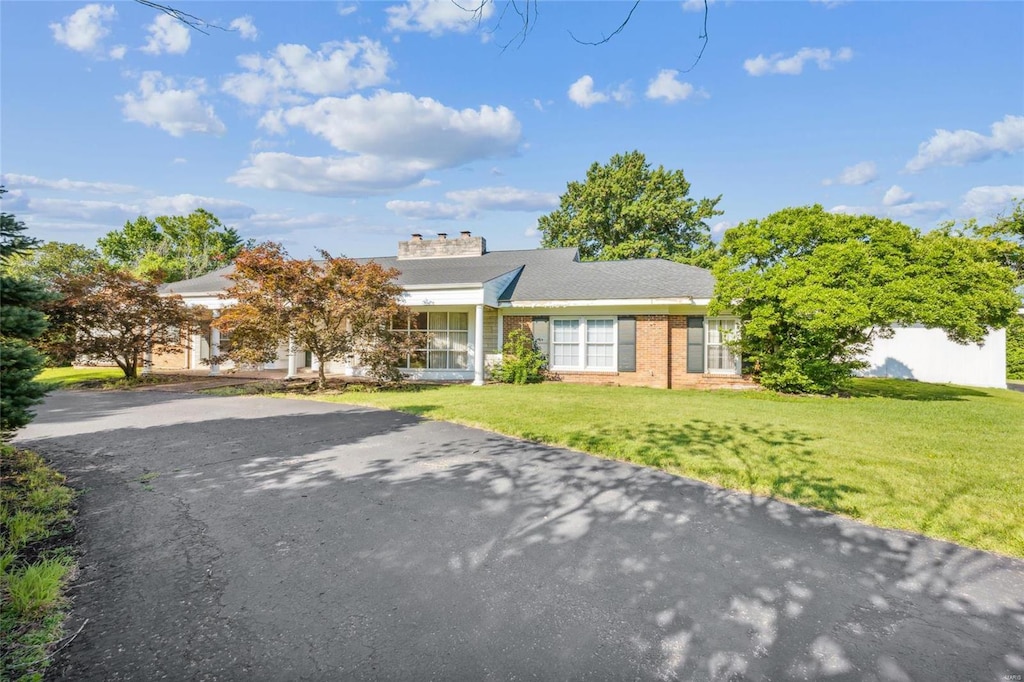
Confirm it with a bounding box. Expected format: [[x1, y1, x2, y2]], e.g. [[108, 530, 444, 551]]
[[317, 362, 327, 390]]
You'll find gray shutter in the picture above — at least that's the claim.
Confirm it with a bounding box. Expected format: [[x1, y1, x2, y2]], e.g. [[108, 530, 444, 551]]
[[687, 316, 705, 373], [531, 317, 549, 360], [617, 317, 636, 372]]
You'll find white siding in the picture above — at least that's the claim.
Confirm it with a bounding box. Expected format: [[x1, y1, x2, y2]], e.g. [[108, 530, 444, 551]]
[[858, 326, 1007, 389]]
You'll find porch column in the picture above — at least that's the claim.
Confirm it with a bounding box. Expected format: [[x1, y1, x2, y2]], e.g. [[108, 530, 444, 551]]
[[286, 337, 298, 379], [209, 310, 221, 377], [473, 304, 485, 386]]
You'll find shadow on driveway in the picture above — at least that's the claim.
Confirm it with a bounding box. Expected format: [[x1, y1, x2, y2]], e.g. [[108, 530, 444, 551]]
[[15, 390, 1024, 681]]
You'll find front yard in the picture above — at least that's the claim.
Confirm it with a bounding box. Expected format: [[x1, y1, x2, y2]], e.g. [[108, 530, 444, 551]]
[[292, 379, 1024, 558]]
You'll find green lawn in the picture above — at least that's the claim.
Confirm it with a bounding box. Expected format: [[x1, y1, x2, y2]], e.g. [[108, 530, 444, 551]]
[[287, 379, 1024, 558], [37, 367, 124, 388]]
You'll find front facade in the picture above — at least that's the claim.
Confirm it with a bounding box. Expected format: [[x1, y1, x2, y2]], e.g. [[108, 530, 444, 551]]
[[158, 232, 748, 388]]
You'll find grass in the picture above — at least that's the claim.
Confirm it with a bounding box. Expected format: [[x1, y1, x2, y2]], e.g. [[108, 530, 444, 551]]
[[278, 378, 1024, 558], [36, 367, 185, 391], [1, 445, 78, 682]]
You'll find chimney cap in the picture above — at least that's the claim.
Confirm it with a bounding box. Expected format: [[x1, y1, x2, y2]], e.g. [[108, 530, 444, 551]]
[[410, 233, 422, 241], [437, 232, 447, 240], [460, 230, 471, 238]]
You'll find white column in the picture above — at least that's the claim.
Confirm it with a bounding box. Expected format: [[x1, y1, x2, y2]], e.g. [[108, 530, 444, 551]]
[[209, 310, 221, 376], [473, 304, 485, 386], [286, 337, 298, 379]]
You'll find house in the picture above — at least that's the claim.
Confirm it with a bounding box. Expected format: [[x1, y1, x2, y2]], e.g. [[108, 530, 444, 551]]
[[158, 231, 1011, 389], [158, 231, 747, 389]]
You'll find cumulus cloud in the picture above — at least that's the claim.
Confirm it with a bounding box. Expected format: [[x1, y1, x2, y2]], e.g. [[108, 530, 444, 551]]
[[959, 185, 1024, 218], [222, 39, 392, 107], [822, 161, 877, 187], [385, 200, 476, 220], [228, 152, 433, 196], [384, 186, 556, 221], [50, 4, 117, 55], [1, 173, 138, 194], [386, 0, 494, 35], [445, 186, 557, 211], [743, 47, 853, 76], [568, 75, 609, 108], [119, 71, 226, 137], [882, 185, 913, 206], [141, 13, 191, 55], [229, 16, 259, 41], [109, 45, 127, 60], [271, 91, 521, 167], [337, 4, 359, 17], [828, 200, 946, 221], [710, 220, 736, 236], [904, 115, 1024, 173], [13, 193, 255, 229], [645, 70, 703, 103]]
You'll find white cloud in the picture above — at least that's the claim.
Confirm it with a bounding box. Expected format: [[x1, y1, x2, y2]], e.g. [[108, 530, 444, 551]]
[[141, 13, 191, 55], [532, 98, 545, 112], [822, 161, 877, 187], [274, 91, 521, 167], [445, 186, 557, 211], [337, 4, 359, 17], [14, 193, 255, 227], [960, 185, 1024, 218], [743, 47, 853, 76], [904, 115, 1024, 173], [119, 72, 226, 137], [172, 157, 187, 164], [384, 185, 556, 221], [221, 39, 392, 107], [50, 4, 117, 55], [228, 152, 433, 196], [681, 0, 718, 12], [1, 173, 138, 194], [710, 220, 736, 236], [645, 70, 700, 103], [385, 200, 476, 220], [229, 16, 259, 41], [882, 185, 913, 206], [109, 45, 127, 60], [568, 75, 609, 108], [234, 90, 521, 197], [524, 225, 539, 238], [611, 82, 633, 105], [809, 0, 849, 7], [828, 200, 946, 221], [386, 0, 494, 36]]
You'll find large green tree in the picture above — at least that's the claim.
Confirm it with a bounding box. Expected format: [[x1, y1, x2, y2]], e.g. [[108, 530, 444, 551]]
[[3, 241, 103, 282], [217, 243, 414, 388], [711, 206, 1019, 394], [538, 150, 722, 264], [98, 208, 246, 283], [0, 188, 51, 435]]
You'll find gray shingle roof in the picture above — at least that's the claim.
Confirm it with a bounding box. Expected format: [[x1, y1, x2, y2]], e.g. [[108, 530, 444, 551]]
[[160, 247, 715, 301]]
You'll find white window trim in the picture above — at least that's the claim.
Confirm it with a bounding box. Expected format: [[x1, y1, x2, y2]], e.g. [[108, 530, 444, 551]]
[[549, 316, 618, 372], [393, 309, 473, 372], [705, 316, 742, 375]]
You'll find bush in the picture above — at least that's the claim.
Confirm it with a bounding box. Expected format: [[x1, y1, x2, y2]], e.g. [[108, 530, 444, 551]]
[[491, 330, 547, 384]]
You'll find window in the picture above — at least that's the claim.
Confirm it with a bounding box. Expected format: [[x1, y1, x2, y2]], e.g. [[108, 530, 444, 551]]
[[549, 317, 616, 370], [392, 311, 469, 370], [706, 318, 741, 374]]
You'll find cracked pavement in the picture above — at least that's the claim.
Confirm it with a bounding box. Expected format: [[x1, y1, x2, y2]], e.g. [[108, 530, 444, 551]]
[[15, 389, 1024, 681]]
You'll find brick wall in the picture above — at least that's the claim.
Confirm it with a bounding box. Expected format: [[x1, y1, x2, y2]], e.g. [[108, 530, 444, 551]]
[[501, 315, 532, 347], [504, 312, 753, 390]]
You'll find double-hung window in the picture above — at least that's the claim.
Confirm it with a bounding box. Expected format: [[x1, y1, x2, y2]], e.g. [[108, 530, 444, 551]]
[[550, 317, 615, 370], [706, 318, 741, 374], [393, 311, 469, 370]]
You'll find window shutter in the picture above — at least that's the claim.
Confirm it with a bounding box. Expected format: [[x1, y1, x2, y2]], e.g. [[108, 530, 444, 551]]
[[531, 317, 549, 359], [686, 316, 705, 373], [617, 317, 636, 372]]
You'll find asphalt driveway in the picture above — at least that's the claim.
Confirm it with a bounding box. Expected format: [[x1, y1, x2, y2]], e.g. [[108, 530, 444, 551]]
[[15, 390, 1024, 681]]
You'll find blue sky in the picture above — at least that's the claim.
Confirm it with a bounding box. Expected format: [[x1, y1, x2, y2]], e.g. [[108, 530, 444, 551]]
[[2, 0, 1022, 259]]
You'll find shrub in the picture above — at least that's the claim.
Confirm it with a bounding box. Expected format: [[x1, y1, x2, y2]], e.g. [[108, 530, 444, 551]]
[[1007, 314, 1024, 381], [491, 330, 547, 384]]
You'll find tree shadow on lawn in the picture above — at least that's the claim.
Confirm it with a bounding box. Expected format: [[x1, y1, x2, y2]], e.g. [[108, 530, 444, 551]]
[[520, 418, 863, 518], [846, 378, 991, 401], [17, 391, 1024, 681]]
